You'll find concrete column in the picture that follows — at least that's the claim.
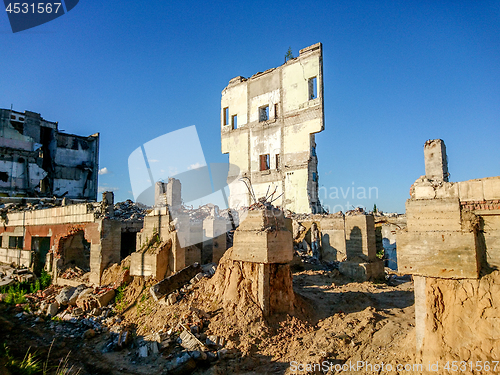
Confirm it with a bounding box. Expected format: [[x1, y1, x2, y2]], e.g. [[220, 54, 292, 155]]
[[424, 139, 449, 182], [413, 275, 427, 355], [155, 181, 167, 207], [166, 178, 181, 208], [258, 263, 270, 316]]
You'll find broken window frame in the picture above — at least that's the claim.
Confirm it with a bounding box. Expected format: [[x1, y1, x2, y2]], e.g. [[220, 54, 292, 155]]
[[308, 76, 317, 100], [274, 103, 279, 119], [275, 154, 280, 170], [223, 107, 229, 126], [9, 236, 24, 249], [259, 105, 269, 122], [260, 154, 270, 171]]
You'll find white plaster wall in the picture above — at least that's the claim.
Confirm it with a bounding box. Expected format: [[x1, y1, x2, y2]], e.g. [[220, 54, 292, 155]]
[[227, 177, 251, 209], [250, 127, 281, 172], [221, 82, 248, 129], [248, 89, 280, 123], [222, 131, 249, 176], [285, 169, 311, 213], [282, 56, 320, 113]]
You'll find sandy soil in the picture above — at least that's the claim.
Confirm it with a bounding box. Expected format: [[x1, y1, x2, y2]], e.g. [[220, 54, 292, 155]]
[[1, 260, 417, 375]]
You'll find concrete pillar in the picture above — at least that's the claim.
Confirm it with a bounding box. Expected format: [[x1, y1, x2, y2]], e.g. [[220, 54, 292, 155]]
[[424, 139, 449, 182], [102, 191, 114, 206], [166, 178, 181, 208], [258, 263, 270, 316], [413, 276, 427, 355], [102, 191, 114, 216], [155, 181, 167, 207]]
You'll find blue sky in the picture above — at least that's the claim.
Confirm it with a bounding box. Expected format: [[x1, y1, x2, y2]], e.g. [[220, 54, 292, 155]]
[[1, 1, 499, 213]]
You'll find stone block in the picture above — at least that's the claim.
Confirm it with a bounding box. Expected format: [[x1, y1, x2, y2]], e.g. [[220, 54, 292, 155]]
[[435, 182, 459, 199], [237, 209, 287, 231], [46, 302, 59, 317], [397, 231, 479, 278], [483, 215, 500, 269], [406, 198, 461, 232], [483, 177, 500, 201], [95, 289, 115, 307], [458, 180, 485, 202], [231, 230, 293, 263], [413, 185, 436, 199]]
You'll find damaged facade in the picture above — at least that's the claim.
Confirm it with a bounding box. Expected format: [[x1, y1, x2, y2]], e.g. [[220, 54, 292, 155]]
[[221, 43, 324, 214], [397, 139, 500, 363], [0, 192, 144, 286], [291, 212, 384, 281], [130, 179, 230, 279], [0, 108, 99, 200]]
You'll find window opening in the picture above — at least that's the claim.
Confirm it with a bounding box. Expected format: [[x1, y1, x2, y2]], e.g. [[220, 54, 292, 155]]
[[223, 107, 229, 125], [259, 105, 269, 122], [308, 77, 317, 100], [9, 236, 23, 249], [260, 154, 270, 171]]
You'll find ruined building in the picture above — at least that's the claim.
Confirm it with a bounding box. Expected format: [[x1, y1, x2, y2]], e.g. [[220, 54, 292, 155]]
[[130, 179, 230, 279], [221, 43, 324, 214], [398, 139, 500, 364], [0, 108, 99, 200], [0, 192, 144, 286]]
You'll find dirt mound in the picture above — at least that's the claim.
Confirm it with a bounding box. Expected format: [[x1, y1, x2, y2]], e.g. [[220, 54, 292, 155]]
[[100, 257, 132, 288]]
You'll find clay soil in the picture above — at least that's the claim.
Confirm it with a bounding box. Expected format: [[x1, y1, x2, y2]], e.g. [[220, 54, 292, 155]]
[[1, 261, 416, 375]]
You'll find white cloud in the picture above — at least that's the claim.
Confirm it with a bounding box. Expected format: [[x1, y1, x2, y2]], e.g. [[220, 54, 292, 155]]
[[98, 167, 110, 175], [148, 159, 160, 163], [98, 186, 119, 193], [188, 162, 203, 170]]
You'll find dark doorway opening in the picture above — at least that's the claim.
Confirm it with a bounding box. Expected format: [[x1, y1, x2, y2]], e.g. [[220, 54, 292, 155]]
[[31, 237, 50, 275], [121, 232, 137, 259]]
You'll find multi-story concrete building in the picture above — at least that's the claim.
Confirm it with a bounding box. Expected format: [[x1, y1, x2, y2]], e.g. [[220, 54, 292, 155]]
[[221, 43, 324, 213], [0, 108, 99, 200]]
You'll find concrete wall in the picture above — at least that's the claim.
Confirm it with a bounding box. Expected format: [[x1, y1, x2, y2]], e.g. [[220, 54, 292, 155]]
[[398, 139, 500, 367], [0, 202, 125, 286], [345, 215, 376, 261], [221, 43, 324, 213], [291, 213, 377, 263], [0, 108, 99, 200]]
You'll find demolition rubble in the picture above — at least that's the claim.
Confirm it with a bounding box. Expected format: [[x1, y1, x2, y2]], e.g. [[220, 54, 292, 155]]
[[1, 43, 498, 375]]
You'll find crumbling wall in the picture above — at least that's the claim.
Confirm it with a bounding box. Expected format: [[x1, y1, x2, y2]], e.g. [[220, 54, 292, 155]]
[[398, 139, 500, 367], [0, 108, 99, 200], [221, 43, 324, 213]]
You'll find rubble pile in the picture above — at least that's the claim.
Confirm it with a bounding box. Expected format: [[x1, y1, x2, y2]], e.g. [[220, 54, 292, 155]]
[[59, 266, 87, 280], [0, 265, 35, 287], [0, 200, 62, 214], [112, 199, 148, 221]]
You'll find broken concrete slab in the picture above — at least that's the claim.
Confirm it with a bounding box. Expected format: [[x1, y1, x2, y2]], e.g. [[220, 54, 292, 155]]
[[149, 263, 202, 301], [95, 289, 115, 307]]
